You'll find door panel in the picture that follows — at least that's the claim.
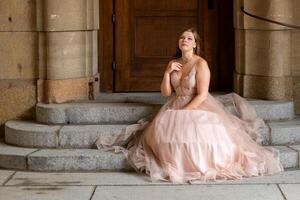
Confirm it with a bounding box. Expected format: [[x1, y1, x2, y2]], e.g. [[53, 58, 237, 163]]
[[135, 17, 197, 57], [115, 0, 203, 91], [134, 0, 197, 10]]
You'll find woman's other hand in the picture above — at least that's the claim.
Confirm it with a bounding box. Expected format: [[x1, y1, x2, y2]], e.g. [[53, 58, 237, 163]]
[[165, 61, 182, 75]]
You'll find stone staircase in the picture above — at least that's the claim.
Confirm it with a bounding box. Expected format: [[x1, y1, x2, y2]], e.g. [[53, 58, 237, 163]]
[[0, 93, 300, 172]]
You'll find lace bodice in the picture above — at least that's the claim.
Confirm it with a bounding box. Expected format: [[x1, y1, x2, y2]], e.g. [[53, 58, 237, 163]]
[[171, 67, 197, 96]]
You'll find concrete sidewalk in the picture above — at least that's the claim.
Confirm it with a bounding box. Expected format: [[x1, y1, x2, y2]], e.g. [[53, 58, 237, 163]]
[[0, 169, 299, 200]]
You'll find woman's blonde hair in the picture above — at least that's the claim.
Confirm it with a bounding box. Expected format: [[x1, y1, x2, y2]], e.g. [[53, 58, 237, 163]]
[[174, 27, 201, 59]]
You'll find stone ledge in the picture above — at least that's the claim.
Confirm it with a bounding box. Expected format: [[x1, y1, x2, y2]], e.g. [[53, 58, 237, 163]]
[[2, 120, 267, 148], [7, 117, 300, 149], [5, 120, 129, 148], [36, 102, 158, 124], [36, 99, 294, 125], [5, 120, 60, 148], [272, 146, 299, 168], [269, 119, 300, 145], [27, 149, 132, 172], [249, 100, 294, 121], [0, 141, 37, 170], [0, 141, 297, 172], [288, 145, 300, 167], [0, 141, 132, 172]]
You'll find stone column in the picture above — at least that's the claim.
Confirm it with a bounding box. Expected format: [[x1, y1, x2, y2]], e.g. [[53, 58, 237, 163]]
[[37, 0, 100, 103], [0, 0, 100, 136], [292, 0, 300, 114], [234, 0, 293, 100], [0, 0, 38, 136]]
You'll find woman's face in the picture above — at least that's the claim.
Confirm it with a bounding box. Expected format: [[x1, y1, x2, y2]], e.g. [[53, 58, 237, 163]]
[[178, 31, 196, 52]]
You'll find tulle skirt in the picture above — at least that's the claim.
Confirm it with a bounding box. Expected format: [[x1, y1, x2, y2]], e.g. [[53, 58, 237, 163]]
[[96, 93, 283, 183]]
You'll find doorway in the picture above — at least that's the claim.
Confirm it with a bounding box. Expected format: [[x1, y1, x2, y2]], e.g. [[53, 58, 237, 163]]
[[99, 0, 234, 92]]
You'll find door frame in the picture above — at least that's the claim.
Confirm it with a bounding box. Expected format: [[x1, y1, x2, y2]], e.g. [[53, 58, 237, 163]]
[[99, 0, 114, 92], [99, 0, 234, 92]]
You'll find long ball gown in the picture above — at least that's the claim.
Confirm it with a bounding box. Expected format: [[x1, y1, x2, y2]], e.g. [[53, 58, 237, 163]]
[[96, 66, 283, 183]]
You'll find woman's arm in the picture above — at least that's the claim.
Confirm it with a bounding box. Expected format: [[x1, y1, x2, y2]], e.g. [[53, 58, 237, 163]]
[[183, 60, 210, 109], [161, 64, 172, 96], [161, 60, 182, 97]]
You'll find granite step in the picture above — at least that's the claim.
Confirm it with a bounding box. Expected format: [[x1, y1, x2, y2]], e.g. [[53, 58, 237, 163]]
[[36, 102, 159, 125], [268, 119, 300, 145], [96, 93, 295, 122], [0, 141, 298, 171], [36, 100, 294, 125], [5, 120, 129, 148], [0, 141, 130, 172], [249, 100, 294, 121], [94, 92, 170, 104], [6, 118, 300, 149]]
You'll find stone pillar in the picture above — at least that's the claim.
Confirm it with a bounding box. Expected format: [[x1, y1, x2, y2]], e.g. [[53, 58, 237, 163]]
[[234, 0, 293, 100], [292, 0, 300, 114], [0, 0, 100, 137], [37, 0, 100, 103], [0, 0, 38, 136]]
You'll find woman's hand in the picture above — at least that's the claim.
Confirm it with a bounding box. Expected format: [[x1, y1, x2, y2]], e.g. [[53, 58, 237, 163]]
[[161, 60, 182, 97], [165, 61, 182, 75]]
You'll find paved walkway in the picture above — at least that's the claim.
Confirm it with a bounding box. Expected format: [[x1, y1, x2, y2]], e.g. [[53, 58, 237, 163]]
[[0, 169, 300, 199]]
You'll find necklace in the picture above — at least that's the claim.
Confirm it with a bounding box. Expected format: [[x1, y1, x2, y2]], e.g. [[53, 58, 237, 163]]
[[180, 56, 193, 64]]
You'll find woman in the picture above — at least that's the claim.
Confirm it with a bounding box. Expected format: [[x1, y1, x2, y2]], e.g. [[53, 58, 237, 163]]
[[96, 28, 283, 183]]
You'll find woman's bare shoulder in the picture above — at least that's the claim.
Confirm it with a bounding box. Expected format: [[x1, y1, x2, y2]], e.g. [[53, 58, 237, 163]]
[[165, 59, 176, 69], [168, 59, 178, 65], [194, 56, 209, 71]]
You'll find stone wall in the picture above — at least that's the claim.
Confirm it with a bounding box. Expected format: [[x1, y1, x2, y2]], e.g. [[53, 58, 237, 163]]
[[234, 0, 293, 100], [0, 0, 99, 137], [234, 0, 300, 113], [0, 0, 38, 137], [292, 0, 300, 114]]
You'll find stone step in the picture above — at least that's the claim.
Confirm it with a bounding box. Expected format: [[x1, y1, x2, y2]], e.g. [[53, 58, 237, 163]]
[[5, 120, 129, 148], [0, 140, 298, 171], [36, 102, 159, 125], [0, 141, 131, 172], [36, 100, 294, 125], [6, 119, 300, 149], [94, 92, 170, 104], [268, 119, 300, 145], [97, 93, 295, 122], [249, 100, 294, 121]]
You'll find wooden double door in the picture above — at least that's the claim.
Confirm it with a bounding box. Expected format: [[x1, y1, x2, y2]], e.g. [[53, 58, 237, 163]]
[[100, 0, 234, 92]]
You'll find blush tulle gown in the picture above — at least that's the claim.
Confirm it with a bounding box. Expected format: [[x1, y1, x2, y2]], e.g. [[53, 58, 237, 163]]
[[96, 67, 283, 183]]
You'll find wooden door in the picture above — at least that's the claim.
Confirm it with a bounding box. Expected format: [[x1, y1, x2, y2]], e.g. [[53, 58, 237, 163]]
[[99, 0, 234, 92], [116, 0, 206, 91]]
